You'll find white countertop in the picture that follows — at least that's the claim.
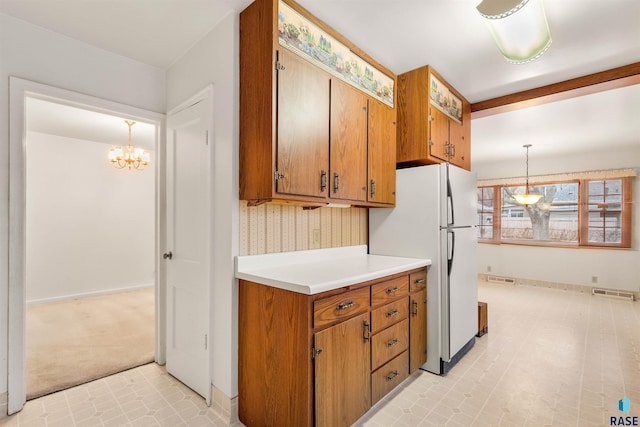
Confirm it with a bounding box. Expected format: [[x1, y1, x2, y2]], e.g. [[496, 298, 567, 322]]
[[235, 245, 431, 295]]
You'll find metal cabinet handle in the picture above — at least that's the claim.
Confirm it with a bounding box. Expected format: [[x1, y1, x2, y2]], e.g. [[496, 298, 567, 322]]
[[386, 309, 399, 318], [385, 287, 399, 295], [386, 370, 399, 382], [320, 170, 327, 192], [333, 173, 340, 193], [363, 321, 370, 343], [336, 301, 355, 311], [386, 337, 399, 348], [163, 252, 173, 260], [414, 278, 426, 285], [370, 179, 376, 198], [412, 300, 418, 316]]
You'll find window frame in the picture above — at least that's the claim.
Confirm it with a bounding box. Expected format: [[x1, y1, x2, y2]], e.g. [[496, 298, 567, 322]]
[[578, 177, 633, 248], [477, 177, 633, 249]]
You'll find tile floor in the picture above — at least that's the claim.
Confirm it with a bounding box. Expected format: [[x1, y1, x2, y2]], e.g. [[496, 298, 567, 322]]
[[2, 280, 639, 427]]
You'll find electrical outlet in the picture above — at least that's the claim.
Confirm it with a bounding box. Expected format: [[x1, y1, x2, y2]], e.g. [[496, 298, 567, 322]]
[[487, 265, 492, 272], [592, 276, 598, 283], [313, 229, 320, 248]]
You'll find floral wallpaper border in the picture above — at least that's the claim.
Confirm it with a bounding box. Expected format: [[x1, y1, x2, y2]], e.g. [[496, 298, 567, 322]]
[[278, 0, 395, 107]]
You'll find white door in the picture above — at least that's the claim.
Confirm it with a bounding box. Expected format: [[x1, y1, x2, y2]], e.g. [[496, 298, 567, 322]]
[[166, 97, 211, 402]]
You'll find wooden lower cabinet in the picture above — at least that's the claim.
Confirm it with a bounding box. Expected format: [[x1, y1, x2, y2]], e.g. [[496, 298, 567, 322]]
[[315, 312, 371, 427], [372, 352, 409, 405], [238, 267, 427, 427], [409, 270, 428, 373]]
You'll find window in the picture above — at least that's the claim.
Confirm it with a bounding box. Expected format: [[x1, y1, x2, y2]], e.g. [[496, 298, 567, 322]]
[[477, 177, 632, 248], [580, 178, 632, 247], [501, 183, 578, 243], [477, 187, 494, 239]]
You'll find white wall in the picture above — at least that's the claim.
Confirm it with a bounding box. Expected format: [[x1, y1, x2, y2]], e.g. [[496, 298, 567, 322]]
[[25, 132, 155, 303], [165, 13, 239, 398], [473, 146, 640, 292], [0, 13, 165, 398]]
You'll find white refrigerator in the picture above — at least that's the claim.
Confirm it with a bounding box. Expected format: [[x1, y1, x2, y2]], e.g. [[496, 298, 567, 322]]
[[369, 163, 478, 374]]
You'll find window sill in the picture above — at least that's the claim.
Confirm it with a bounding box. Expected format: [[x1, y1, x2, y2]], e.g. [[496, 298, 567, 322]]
[[478, 239, 630, 250]]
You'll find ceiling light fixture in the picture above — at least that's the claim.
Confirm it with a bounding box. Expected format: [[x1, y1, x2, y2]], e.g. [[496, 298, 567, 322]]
[[108, 120, 150, 171], [476, 0, 552, 64], [514, 144, 543, 205]]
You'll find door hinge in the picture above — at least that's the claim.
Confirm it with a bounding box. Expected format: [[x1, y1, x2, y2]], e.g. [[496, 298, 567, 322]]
[[311, 347, 323, 359], [274, 171, 285, 182], [204, 334, 208, 350], [276, 61, 285, 71]]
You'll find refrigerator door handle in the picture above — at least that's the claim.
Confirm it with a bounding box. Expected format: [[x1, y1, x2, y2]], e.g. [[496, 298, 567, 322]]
[[447, 230, 455, 277], [446, 166, 455, 227]]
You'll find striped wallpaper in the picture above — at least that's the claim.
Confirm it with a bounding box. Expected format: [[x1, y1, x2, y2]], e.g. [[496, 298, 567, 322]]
[[239, 201, 368, 256]]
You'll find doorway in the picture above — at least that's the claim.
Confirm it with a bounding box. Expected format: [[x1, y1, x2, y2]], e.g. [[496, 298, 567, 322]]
[[8, 78, 166, 414], [24, 98, 157, 399]]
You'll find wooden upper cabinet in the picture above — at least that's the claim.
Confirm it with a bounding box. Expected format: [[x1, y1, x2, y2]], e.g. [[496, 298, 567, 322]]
[[367, 99, 396, 205], [397, 65, 471, 171], [277, 49, 330, 198], [449, 100, 472, 170], [330, 79, 368, 202], [428, 105, 450, 163], [239, 0, 397, 206]]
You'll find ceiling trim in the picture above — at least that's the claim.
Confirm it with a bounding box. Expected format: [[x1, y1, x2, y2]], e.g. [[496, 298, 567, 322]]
[[470, 62, 640, 119]]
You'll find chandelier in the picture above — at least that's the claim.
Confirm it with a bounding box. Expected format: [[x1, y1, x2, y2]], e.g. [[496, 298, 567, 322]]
[[108, 120, 150, 170], [514, 144, 543, 205]]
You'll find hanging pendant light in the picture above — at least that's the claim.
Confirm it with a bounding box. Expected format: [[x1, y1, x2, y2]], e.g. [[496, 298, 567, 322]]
[[108, 120, 150, 171], [476, 0, 552, 64], [514, 144, 543, 205]]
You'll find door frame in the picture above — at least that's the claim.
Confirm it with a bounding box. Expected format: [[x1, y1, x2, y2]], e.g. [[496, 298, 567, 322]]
[[8, 77, 166, 414]]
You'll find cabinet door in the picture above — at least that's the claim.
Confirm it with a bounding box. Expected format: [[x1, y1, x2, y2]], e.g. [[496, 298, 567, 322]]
[[277, 49, 330, 198], [409, 289, 427, 373], [367, 99, 396, 205], [448, 103, 471, 171], [315, 312, 371, 427], [330, 79, 368, 201], [428, 105, 450, 163]]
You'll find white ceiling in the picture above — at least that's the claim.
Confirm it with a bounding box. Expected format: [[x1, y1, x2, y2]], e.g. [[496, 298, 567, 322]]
[[26, 98, 157, 150], [2, 0, 639, 164]]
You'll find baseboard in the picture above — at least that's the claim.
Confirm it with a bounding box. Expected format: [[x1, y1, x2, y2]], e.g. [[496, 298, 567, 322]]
[[211, 385, 238, 425], [478, 274, 640, 300], [0, 391, 7, 419], [27, 283, 154, 306]]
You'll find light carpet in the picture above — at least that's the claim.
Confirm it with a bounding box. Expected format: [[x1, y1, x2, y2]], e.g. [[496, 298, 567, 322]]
[[26, 287, 155, 400]]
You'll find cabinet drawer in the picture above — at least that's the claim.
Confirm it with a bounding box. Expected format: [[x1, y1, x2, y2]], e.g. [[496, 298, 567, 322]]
[[409, 270, 427, 292], [371, 276, 408, 306], [371, 319, 408, 371], [371, 351, 409, 405], [371, 298, 408, 334], [314, 287, 370, 329]]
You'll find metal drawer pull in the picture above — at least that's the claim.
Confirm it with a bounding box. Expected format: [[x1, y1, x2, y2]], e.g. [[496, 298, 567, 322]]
[[336, 301, 355, 311], [414, 278, 426, 284], [386, 338, 399, 348], [363, 321, 370, 343], [386, 370, 399, 382], [385, 287, 399, 295], [386, 309, 399, 318]]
